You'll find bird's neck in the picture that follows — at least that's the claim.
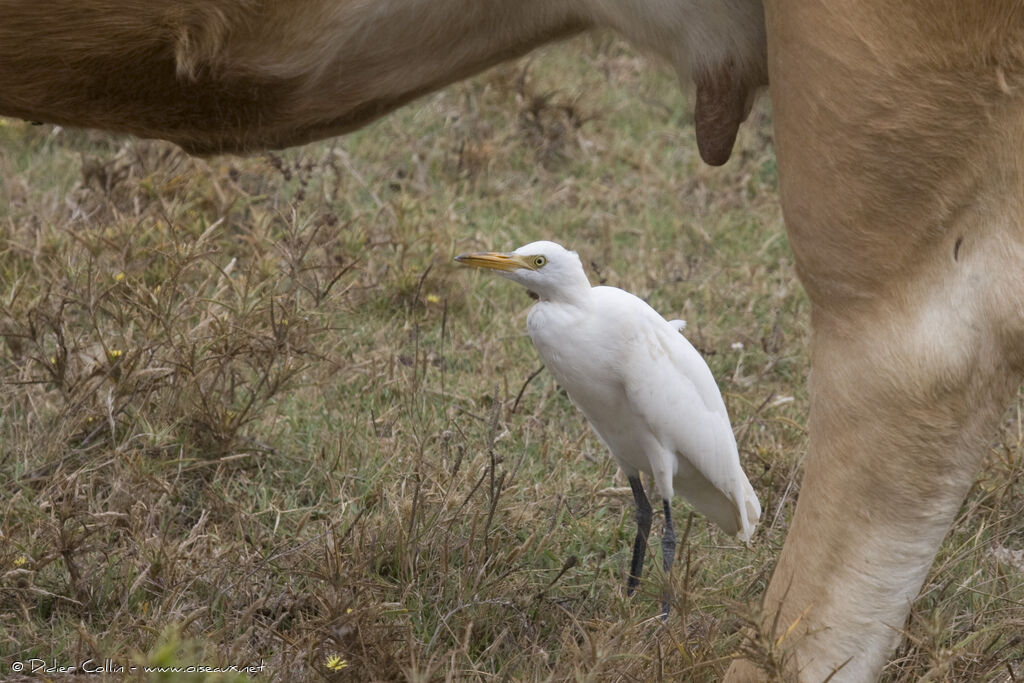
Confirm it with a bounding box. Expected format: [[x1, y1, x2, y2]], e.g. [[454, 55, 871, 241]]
[[536, 279, 593, 306]]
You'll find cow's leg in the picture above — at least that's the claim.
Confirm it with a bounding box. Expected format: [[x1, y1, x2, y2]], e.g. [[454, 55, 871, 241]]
[[729, 309, 1021, 681], [727, 2, 1024, 680]]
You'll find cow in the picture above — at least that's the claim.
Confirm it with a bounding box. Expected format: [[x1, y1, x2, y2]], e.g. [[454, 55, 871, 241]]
[[3, 1, 1022, 680]]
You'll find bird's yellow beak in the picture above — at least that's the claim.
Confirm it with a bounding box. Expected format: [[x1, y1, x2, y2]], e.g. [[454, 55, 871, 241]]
[[454, 252, 535, 271]]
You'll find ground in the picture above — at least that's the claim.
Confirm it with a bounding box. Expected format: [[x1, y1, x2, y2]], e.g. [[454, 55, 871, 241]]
[[1, 35, 1022, 681]]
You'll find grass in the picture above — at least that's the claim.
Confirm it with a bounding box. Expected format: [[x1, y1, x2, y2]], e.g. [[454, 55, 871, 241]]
[[1, 35, 1022, 681]]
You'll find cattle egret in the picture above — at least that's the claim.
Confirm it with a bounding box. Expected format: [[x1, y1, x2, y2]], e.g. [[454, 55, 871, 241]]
[[456, 241, 760, 613]]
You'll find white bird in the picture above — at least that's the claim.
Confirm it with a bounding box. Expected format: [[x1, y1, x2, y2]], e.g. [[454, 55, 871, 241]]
[[456, 240, 760, 613]]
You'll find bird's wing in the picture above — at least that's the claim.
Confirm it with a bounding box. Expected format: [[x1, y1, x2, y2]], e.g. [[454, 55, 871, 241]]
[[616, 305, 760, 539]]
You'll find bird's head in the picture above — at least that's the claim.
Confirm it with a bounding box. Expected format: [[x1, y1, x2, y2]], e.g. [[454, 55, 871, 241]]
[[455, 240, 591, 301]]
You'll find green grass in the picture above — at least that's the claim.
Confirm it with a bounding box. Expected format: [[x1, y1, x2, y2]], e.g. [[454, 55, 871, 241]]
[[1, 35, 1022, 681]]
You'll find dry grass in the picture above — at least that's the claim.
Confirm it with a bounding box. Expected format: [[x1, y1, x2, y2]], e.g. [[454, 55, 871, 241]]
[[1, 36, 1022, 681]]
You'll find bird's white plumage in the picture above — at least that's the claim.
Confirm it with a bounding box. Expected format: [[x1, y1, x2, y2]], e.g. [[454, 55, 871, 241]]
[[457, 240, 760, 541]]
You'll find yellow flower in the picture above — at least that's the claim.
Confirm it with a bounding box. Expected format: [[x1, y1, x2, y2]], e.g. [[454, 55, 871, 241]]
[[109, 349, 123, 359], [425, 294, 441, 304], [325, 654, 348, 671], [114, 272, 125, 282], [13, 556, 27, 567], [49, 356, 57, 365]]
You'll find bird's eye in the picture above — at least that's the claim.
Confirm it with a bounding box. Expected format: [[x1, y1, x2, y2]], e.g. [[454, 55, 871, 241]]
[[533, 255, 547, 268]]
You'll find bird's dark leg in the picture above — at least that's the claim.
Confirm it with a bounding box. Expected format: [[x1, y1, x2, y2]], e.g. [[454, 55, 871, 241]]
[[626, 474, 652, 595], [660, 499, 676, 619]]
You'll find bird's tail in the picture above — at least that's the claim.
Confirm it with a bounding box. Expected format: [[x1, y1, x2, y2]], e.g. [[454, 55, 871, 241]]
[[735, 478, 761, 543]]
